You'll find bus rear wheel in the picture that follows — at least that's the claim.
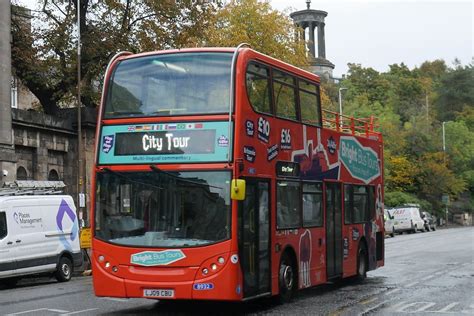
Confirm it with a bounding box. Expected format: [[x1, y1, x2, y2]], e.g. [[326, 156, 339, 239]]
[[277, 252, 296, 304]]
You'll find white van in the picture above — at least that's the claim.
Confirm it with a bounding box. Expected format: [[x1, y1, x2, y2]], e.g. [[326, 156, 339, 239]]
[[0, 195, 82, 286], [389, 206, 426, 234]]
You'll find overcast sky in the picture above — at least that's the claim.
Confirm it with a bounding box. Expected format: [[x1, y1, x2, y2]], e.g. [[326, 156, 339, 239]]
[[271, 0, 473, 76], [18, 0, 472, 77]]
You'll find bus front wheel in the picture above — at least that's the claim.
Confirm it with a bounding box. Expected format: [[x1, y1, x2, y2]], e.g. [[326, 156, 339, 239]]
[[277, 252, 296, 303]]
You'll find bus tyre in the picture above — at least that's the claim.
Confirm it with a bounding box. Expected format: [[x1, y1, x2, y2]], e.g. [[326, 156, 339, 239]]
[[277, 252, 296, 304], [356, 245, 367, 282], [55, 257, 73, 282]]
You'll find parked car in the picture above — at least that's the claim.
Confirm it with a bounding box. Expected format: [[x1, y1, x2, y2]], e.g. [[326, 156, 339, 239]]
[[384, 209, 396, 237], [421, 211, 437, 231], [390, 205, 426, 234], [0, 195, 82, 287]]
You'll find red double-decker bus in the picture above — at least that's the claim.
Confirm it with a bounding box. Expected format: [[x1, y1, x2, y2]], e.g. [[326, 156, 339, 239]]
[[91, 46, 384, 302]]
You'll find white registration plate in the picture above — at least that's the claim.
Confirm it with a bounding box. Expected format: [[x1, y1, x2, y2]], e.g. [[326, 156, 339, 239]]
[[143, 289, 175, 298]]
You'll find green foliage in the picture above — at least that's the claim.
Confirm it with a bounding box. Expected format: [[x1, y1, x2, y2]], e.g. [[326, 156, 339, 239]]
[[203, 0, 307, 67], [335, 58, 473, 215], [11, 0, 216, 114]]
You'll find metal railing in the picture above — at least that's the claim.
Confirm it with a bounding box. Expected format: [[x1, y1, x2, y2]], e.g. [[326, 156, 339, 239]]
[[322, 109, 382, 140]]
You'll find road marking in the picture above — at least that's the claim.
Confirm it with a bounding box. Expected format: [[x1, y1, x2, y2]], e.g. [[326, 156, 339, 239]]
[[358, 299, 392, 315], [437, 302, 460, 312], [424, 274, 437, 280], [413, 302, 437, 312], [60, 308, 99, 315], [6, 308, 69, 315], [397, 302, 424, 312], [385, 288, 401, 295], [405, 281, 419, 287], [360, 297, 377, 305]]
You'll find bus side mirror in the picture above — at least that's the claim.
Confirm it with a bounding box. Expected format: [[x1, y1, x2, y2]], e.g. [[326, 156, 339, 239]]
[[231, 179, 246, 200]]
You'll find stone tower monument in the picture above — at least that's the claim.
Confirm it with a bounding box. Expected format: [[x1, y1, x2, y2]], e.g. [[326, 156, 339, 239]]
[[0, 0, 15, 186], [290, 0, 335, 80]]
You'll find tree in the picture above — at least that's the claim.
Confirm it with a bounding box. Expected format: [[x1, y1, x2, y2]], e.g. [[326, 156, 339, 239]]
[[203, 0, 307, 67], [11, 0, 216, 114], [435, 62, 474, 122]]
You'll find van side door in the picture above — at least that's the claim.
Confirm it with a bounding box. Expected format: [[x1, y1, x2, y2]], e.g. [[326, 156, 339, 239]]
[[13, 203, 53, 274], [0, 209, 16, 277]]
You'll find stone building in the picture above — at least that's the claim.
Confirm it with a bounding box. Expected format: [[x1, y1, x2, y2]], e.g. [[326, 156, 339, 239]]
[[290, 0, 335, 80]]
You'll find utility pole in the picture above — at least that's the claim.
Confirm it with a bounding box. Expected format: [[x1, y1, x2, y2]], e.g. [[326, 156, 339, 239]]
[[77, 0, 85, 227]]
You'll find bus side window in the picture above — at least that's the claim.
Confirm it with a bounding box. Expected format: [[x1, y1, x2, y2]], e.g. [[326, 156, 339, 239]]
[[0, 212, 8, 239], [246, 62, 272, 114], [276, 181, 301, 229], [299, 80, 321, 126], [353, 186, 369, 223], [344, 184, 353, 224], [273, 70, 297, 121]]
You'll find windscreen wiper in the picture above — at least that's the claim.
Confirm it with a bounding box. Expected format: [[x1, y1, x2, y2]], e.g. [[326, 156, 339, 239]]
[[149, 165, 223, 190]]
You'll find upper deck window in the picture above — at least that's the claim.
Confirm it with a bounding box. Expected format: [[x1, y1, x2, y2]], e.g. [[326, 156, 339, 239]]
[[299, 80, 321, 126], [273, 70, 297, 121], [104, 52, 233, 119], [246, 63, 272, 114]]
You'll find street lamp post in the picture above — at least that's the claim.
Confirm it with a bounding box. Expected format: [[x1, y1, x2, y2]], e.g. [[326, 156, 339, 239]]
[[338, 87, 348, 128], [442, 121, 448, 226]]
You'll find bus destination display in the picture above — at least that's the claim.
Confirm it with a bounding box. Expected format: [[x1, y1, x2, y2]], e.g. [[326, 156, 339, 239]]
[[98, 121, 231, 164], [115, 130, 216, 156]]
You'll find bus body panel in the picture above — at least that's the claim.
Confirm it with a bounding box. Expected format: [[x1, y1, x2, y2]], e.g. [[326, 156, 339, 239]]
[[235, 49, 384, 291]]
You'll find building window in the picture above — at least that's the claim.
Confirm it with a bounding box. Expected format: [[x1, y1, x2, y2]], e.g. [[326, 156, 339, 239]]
[[16, 166, 28, 180], [277, 181, 301, 229], [48, 169, 60, 181], [11, 76, 18, 109]]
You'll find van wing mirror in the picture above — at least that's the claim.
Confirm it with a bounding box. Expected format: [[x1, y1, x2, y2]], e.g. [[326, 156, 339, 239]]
[[231, 179, 246, 201]]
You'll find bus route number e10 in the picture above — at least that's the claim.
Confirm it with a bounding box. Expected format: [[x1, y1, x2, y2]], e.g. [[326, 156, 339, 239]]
[[143, 289, 175, 298]]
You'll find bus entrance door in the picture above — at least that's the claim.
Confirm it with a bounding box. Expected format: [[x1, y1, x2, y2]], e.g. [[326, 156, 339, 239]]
[[239, 179, 271, 298], [325, 182, 343, 279]]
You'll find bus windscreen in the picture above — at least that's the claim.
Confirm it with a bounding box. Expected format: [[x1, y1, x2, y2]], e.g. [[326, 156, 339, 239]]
[[104, 52, 232, 118]]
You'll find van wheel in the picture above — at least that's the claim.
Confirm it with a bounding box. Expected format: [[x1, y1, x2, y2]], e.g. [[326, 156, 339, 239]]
[[390, 227, 395, 238], [355, 244, 367, 282], [277, 252, 296, 304], [55, 257, 73, 282], [412, 225, 417, 233]]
